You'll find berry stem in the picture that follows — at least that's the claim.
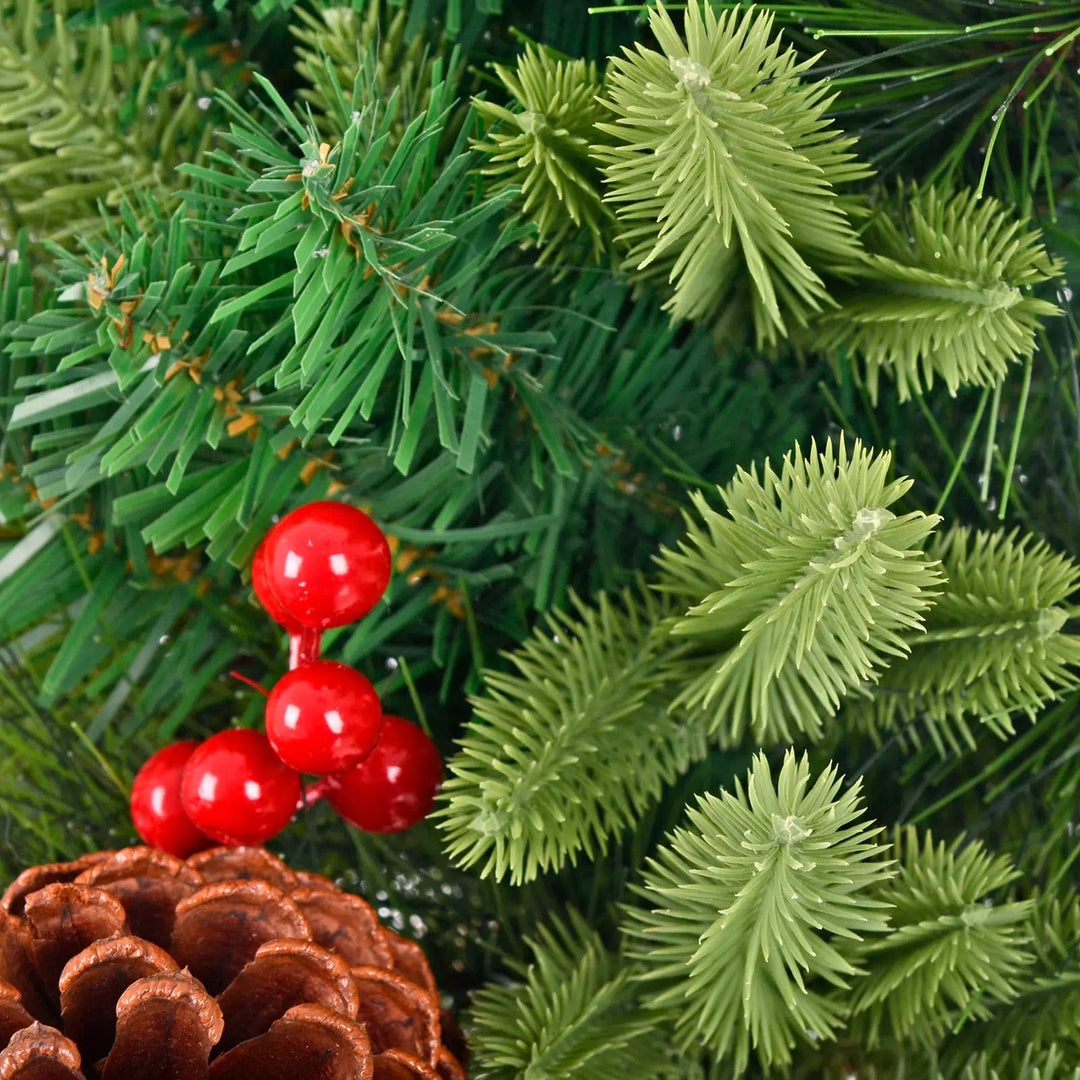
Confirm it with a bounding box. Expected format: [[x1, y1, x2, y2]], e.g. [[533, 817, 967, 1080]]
[[302, 778, 332, 807], [229, 670, 270, 698], [289, 627, 322, 669]]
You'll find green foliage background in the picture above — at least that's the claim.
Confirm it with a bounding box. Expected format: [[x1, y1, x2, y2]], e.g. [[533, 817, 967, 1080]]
[[1, 0, 1080, 1075]]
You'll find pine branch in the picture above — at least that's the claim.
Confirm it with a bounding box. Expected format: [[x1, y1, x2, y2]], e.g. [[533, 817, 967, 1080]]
[[292, 1, 450, 138], [815, 183, 1063, 402], [655, 437, 943, 745], [939, 1046, 1080, 1080], [467, 913, 670, 1080], [437, 585, 710, 884], [844, 525, 1080, 754], [0, 0, 222, 244], [938, 892, 1080, 1070], [710, 0, 1080, 202], [848, 826, 1034, 1046], [472, 43, 614, 265], [592, 0, 869, 342], [623, 750, 892, 1073]]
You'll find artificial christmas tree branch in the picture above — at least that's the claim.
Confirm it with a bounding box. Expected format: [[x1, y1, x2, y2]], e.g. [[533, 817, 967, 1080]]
[[441, 435, 1080, 885]]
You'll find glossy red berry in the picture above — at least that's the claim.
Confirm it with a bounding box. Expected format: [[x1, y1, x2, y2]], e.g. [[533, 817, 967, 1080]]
[[179, 729, 301, 846], [265, 660, 383, 776], [252, 530, 302, 630], [322, 715, 442, 834], [256, 502, 391, 630], [130, 741, 213, 859]]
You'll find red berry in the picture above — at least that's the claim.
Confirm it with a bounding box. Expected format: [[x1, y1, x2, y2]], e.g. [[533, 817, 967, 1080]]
[[179, 729, 301, 846], [257, 502, 391, 630], [130, 741, 213, 858], [322, 715, 442, 834], [252, 531, 302, 630], [265, 660, 383, 775]]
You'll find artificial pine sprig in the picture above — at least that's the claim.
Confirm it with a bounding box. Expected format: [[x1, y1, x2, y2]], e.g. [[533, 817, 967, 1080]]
[[845, 525, 1080, 753], [467, 913, 668, 1080], [938, 1046, 1080, 1080], [593, 0, 869, 341], [939, 893, 1080, 1071], [472, 44, 613, 265], [440, 435, 1080, 886], [816, 183, 1063, 402], [0, 0, 221, 244], [848, 826, 1034, 1046], [623, 751, 892, 1073], [657, 437, 943, 745], [292, 0, 450, 139], [437, 586, 709, 884]]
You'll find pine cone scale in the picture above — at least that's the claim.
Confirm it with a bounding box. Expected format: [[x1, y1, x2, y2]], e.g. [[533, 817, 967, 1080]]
[[0, 986, 33, 1053], [1, 856, 112, 919], [24, 887, 128, 1003], [58, 935, 177, 1065], [350, 967, 440, 1059], [0, 1023, 85, 1080], [206, 1004, 372, 1080], [170, 881, 310, 996], [215, 939, 359, 1053], [0, 917, 54, 1026], [101, 971, 222, 1080], [76, 850, 202, 948]]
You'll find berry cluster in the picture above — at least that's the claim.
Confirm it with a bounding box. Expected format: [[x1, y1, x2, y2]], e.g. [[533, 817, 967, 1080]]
[[129, 502, 442, 857]]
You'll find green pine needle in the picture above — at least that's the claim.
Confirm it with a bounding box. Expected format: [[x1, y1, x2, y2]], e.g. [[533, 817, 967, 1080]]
[[846, 525, 1080, 754], [0, 0, 218, 243], [656, 436, 943, 745], [437, 585, 710, 884], [849, 826, 1034, 1045], [816, 183, 1063, 402], [292, 1, 446, 136], [467, 913, 669, 1080], [593, 0, 870, 341], [941, 1046, 1080, 1080], [624, 750, 893, 1072], [473, 44, 613, 265], [941, 892, 1080, 1070]]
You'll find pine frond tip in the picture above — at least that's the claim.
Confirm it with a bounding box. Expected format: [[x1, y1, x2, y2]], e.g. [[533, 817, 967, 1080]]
[[593, 0, 869, 341], [467, 913, 669, 1080], [849, 826, 1034, 1047], [623, 750, 893, 1073], [816, 182, 1063, 403], [436, 585, 710, 885], [845, 525, 1080, 754], [655, 436, 943, 746], [472, 44, 613, 265]]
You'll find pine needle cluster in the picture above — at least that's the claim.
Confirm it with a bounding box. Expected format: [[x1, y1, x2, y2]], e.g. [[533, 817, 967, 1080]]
[[848, 827, 1034, 1045], [626, 752, 891, 1072], [0, 0, 226, 244], [437, 586, 709, 884], [473, 45, 612, 264], [467, 913, 667, 1080], [657, 438, 942, 744], [471, 0, 1064, 387], [846, 525, 1080, 753], [595, 2, 867, 339], [816, 184, 1063, 402]]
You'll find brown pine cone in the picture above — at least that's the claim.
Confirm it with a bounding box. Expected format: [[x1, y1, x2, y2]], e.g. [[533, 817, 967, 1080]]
[[0, 846, 468, 1080]]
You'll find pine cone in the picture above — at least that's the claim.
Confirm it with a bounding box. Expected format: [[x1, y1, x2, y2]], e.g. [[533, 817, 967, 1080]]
[[0, 846, 467, 1080]]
